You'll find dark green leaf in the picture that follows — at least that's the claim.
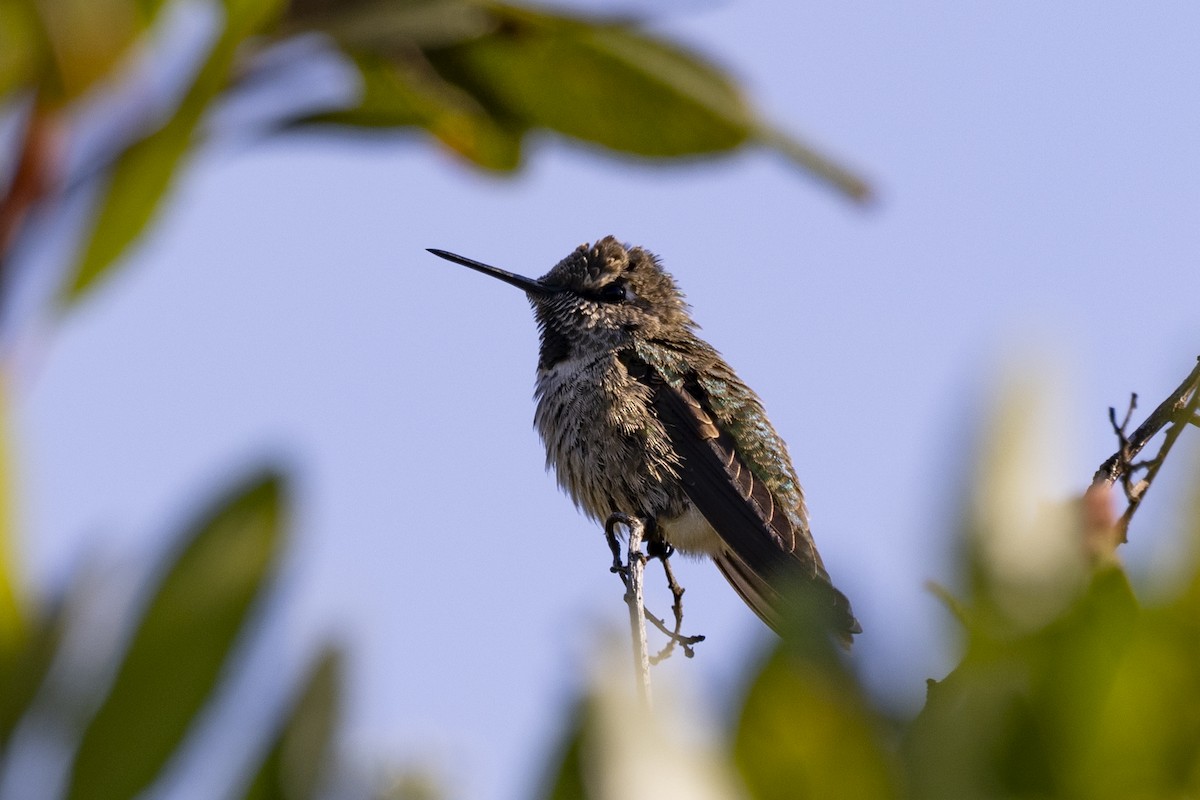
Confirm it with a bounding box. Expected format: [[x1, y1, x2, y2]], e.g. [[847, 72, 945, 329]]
[[63, 0, 285, 302], [242, 646, 342, 800], [0, 1, 39, 99], [905, 565, 1141, 800], [65, 114, 197, 300], [428, 5, 750, 159], [0, 596, 67, 749], [734, 642, 899, 800], [1066, 479, 1200, 798], [906, 654, 1042, 800], [1032, 566, 1138, 759], [297, 54, 521, 171], [282, 0, 492, 50], [287, 2, 868, 196], [222, 0, 284, 37], [64, 473, 287, 800], [1073, 607, 1200, 798]]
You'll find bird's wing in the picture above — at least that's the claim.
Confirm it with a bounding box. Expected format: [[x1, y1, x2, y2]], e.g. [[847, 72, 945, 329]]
[[620, 351, 860, 639]]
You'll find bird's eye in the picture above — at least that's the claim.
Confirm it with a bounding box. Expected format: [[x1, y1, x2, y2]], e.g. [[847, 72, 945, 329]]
[[597, 281, 628, 303]]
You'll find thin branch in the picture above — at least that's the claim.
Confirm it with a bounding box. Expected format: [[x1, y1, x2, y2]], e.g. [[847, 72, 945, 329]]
[[1107, 394, 1137, 502], [605, 513, 651, 706], [604, 515, 706, 684], [605, 523, 705, 658], [1092, 357, 1200, 542], [649, 551, 704, 664], [1093, 358, 1200, 487], [1115, 385, 1200, 539]]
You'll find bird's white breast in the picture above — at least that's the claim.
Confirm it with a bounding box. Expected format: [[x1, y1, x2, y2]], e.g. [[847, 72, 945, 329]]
[[659, 504, 724, 557]]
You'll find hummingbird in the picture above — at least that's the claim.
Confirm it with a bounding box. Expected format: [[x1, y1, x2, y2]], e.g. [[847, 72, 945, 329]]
[[427, 237, 860, 641]]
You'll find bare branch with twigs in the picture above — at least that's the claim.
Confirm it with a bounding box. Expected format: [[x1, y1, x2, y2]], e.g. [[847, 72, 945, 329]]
[[1091, 357, 1200, 542]]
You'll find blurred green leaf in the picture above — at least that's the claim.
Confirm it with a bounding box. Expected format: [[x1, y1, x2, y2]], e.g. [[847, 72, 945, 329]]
[[428, 5, 749, 160], [906, 564, 1139, 800], [1178, 453, 1200, 614], [1066, 472, 1200, 799], [536, 700, 588, 800], [0, 596, 67, 749], [64, 0, 285, 302], [0, 1, 39, 100], [134, 0, 169, 23], [287, 2, 868, 197], [0, 374, 37, 752], [1068, 613, 1200, 798], [899, 368, 1198, 800], [223, 0, 284, 35], [1035, 566, 1138, 773], [907, 652, 1044, 800], [64, 472, 287, 800], [734, 641, 899, 800], [282, 0, 492, 50], [243, 646, 342, 800], [30, 0, 143, 102], [298, 54, 521, 170], [64, 110, 197, 301], [0, 378, 27, 660]]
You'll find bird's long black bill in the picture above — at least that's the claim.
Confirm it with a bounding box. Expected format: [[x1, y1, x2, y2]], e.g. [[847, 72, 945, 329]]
[[427, 249, 559, 296]]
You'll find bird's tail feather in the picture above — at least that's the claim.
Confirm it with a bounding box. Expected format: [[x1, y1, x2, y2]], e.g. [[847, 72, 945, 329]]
[[712, 549, 861, 646]]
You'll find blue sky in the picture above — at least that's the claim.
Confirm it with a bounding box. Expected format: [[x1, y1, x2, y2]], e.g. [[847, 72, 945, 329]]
[[9, 3, 1200, 798]]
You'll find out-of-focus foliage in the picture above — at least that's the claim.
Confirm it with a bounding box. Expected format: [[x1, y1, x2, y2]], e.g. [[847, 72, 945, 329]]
[[537, 384, 1200, 800], [0, 378, 25, 660], [0, 473, 351, 800], [2, 2, 866, 798], [6, 2, 1195, 799], [66, 475, 286, 799], [0, 0, 868, 304], [540, 649, 746, 800], [539, 700, 588, 800], [69, 0, 288, 296], [244, 646, 343, 800], [734, 633, 898, 800]]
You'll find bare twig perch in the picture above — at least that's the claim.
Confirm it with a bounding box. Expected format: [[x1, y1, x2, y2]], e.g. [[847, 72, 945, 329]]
[[605, 517, 706, 651], [605, 513, 651, 705], [604, 514, 708, 701], [1091, 356, 1200, 542], [649, 553, 696, 665]]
